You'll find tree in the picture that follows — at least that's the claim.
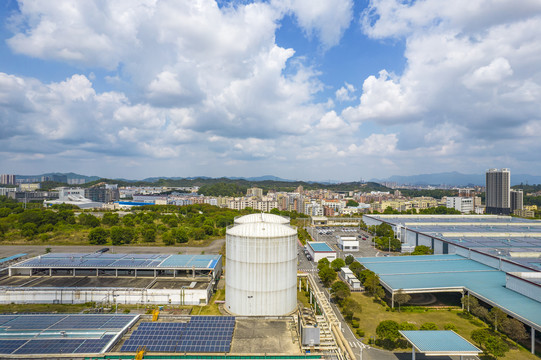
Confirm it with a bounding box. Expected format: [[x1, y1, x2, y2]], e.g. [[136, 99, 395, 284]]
[[394, 289, 411, 312], [411, 245, 433, 255], [488, 307, 507, 332], [363, 272, 384, 298], [172, 227, 189, 243], [345, 255, 355, 265], [399, 322, 417, 330], [162, 231, 175, 245], [101, 212, 119, 226], [331, 281, 351, 304], [485, 336, 509, 359], [375, 223, 394, 238], [342, 298, 361, 321], [89, 227, 109, 245], [110, 226, 137, 245], [319, 266, 337, 287], [349, 261, 363, 276], [420, 322, 438, 330], [346, 200, 359, 207], [471, 329, 490, 348], [318, 258, 330, 271], [376, 320, 400, 341], [472, 306, 489, 322], [331, 258, 346, 271], [78, 213, 100, 228], [21, 223, 37, 238], [141, 225, 157, 243], [500, 317, 528, 341], [461, 294, 479, 312]]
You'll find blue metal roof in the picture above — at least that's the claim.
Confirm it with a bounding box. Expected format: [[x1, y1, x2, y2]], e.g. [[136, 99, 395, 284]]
[[308, 242, 334, 252], [357, 255, 541, 331], [359, 254, 462, 263], [0, 254, 26, 264], [400, 331, 481, 355], [12, 253, 221, 270]]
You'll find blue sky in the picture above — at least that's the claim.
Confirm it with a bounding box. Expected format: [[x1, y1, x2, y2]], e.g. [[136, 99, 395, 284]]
[[1, 0, 541, 181]]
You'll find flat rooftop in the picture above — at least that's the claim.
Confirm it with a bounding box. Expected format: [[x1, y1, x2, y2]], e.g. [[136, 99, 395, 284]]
[[11, 253, 221, 270], [307, 242, 334, 252], [0, 314, 138, 355], [400, 330, 481, 356], [0, 276, 210, 289], [357, 254, 541, 331], [364, 214, 541, 267]]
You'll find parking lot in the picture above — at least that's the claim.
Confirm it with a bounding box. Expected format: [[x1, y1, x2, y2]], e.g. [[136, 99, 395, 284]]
[[306, 226, 380, 260]]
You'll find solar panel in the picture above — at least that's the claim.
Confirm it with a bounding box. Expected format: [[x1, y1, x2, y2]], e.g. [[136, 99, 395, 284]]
[[0, 340, 26, 354], [0, 314, 137, 355]]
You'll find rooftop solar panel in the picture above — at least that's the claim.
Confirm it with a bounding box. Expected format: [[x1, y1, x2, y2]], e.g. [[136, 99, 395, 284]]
[[0, 314, 137, 355]]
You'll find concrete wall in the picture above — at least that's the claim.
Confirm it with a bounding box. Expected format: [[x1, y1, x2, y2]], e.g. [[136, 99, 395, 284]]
[[0, 286, 211, 306]]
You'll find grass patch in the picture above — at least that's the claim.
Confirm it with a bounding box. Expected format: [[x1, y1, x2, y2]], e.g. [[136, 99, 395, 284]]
[[193, 289, 225, 316], [0, 303, 90, 313]]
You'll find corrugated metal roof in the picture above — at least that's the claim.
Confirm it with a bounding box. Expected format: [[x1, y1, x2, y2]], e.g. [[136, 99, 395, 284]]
[[226, 222, 296, 237], [400, 331, 481, 355], [234, 213, 290, 224], [358, 255, 541, 331], [308, 242, 334, 252]]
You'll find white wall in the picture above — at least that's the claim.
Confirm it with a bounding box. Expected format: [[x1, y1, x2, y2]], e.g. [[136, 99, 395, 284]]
[[0, 287, 211, 305]]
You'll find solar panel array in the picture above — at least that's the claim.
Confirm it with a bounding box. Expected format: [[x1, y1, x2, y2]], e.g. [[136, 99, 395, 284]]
[[120, 316, 235, 353], [11, 335, 114, 354], [0, 314, 137, 355], [12, 253, 221, 270]]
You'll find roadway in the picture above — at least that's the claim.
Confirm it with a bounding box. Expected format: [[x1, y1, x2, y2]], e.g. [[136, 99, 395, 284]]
[[298, 226, 405, 360]]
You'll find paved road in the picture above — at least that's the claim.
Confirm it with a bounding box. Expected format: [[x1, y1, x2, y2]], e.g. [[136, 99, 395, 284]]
[[0, 239, 226, 258]]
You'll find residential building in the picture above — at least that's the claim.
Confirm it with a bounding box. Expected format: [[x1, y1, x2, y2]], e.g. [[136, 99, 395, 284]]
[[19, 183, 41, 192], [0, 174, 16, 185], [486, 168, 511, 215], [0, 188, 16, 196], [446, 197, 474, 214], [246, 187, 263, 198], [510, 189, 524, 212], [85, 184, 120, 203]]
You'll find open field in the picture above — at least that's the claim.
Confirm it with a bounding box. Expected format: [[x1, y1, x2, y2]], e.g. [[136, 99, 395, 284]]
[[350, 292, 538, 360]]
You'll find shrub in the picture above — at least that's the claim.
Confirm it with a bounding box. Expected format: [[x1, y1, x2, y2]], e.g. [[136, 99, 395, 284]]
[[356, 329, 365, 337], [444, 323, 458, 331], [351, 320, 360, 328], [420, 322, 438, 330]]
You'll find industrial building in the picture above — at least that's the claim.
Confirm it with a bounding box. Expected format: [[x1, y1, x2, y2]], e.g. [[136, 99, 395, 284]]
[[305, 242, 337, 263], [1, 253, 222, 306], [225, 220, 297, 316], [361, 214, 541, 354], [337, 236, 359, 252]]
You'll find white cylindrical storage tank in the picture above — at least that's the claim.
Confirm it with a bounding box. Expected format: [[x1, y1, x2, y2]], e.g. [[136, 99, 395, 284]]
[[234, 213, 290, 225], [226, 222, 297, 316]]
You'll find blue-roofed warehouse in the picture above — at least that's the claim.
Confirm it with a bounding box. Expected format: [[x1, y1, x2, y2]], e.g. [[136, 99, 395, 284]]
[[357, 254, 541, 354], [0, 253, 222, 306], [306, 242, 336, 262]]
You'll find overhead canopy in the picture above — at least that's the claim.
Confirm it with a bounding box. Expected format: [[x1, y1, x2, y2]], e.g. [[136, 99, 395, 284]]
[[400, 330, 481, 357]]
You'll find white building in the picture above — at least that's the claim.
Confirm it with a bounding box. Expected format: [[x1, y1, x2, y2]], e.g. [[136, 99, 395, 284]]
[[338, 236, 359, 251], [446, 197, 474, 214], [306, 242, 337, 262]]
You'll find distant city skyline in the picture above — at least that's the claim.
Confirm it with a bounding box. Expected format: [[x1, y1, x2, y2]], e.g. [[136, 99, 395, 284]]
[[1, 1, 541, 180]]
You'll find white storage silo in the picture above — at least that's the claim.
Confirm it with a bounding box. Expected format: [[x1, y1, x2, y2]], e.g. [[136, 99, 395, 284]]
[[233, 213, 290, 225], [226, 222, 297, 316]]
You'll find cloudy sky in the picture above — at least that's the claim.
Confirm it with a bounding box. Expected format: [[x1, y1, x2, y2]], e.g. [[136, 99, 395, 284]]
[[1, 0, 541, 181]]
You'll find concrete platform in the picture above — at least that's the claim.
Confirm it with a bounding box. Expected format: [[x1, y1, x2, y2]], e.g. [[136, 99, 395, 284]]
[[230, 319, 301, 354]]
